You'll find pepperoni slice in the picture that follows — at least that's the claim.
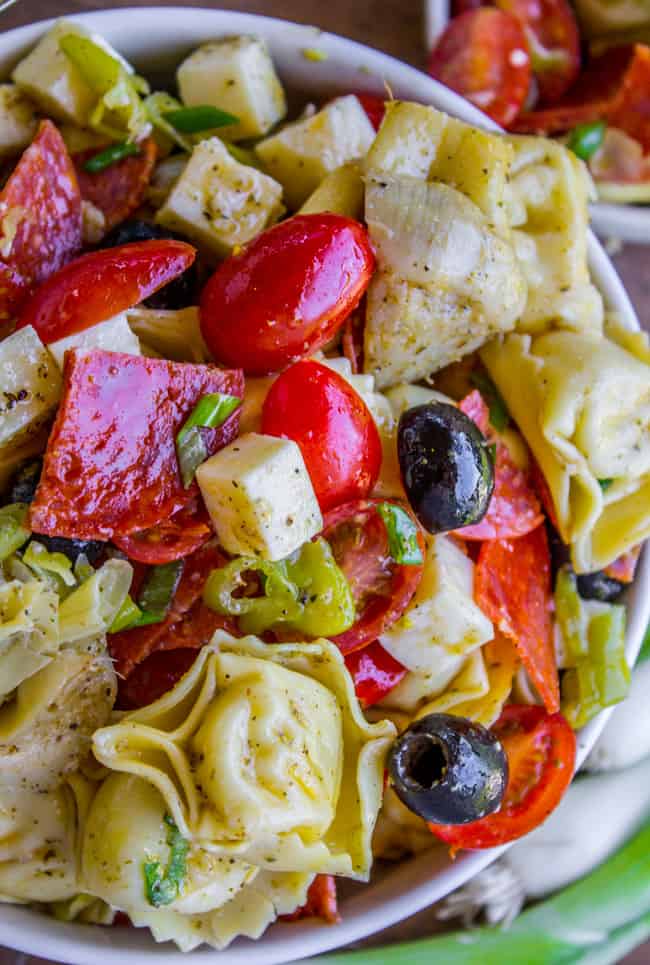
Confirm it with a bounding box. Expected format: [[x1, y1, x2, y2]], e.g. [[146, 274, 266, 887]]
[[117, 648, 199, 710], [282, 876, 340, 924], [74, 138, 158, 231], [475, 524, 559, 713], [457, 392, 543, 541], [29, 350, 243, 542], [0, 120, 81, 323]]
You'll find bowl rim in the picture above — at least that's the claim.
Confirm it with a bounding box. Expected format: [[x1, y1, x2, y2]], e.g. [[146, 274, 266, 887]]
[[0, 7, 647, 964]]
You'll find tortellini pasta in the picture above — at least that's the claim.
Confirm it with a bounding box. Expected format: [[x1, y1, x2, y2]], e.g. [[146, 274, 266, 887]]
[[505, 136, 604, 336], [0, 578, 59, 702], [482, 330, 650, 572], [84, 633, 394, 948]]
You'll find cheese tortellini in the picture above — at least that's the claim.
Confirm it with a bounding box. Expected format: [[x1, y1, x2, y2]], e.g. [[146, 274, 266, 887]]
[[83, 633, 394, 948], [482, 330, 650, 572]]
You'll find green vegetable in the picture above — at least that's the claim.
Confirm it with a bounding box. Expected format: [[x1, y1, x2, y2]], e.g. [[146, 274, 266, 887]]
[[138, 560, 184, 616], [470, 370, 509, 432], [59, 559, 132, 642], [74, 554, 95, 583], [316, 818, 650, 965], [83, 141, 140, 172], [204, 538, 355, 637], [109, 594, 144, 633], [568, 121, 607, 162], [557, 570, 630, 728], [0, 503, 30, 561], [144, 91, 192, 152], [162, 105, 239, 133], [638, 624, 650, 663], [598, 478, 614, 493], [22, 540, 76, 587], [59, 33, 123, 94], [376, 502, 423, 566], [143, 814, 189, 908], [176, 393, 241, 488]]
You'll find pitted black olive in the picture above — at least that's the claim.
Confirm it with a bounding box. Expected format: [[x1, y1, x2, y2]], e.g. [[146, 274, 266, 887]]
[[576, 570, 625, 603], [397, 403, 494, 534], [7, 458, 42, 504], [102, 219, 198, 309], [388, 713, 508, 825]]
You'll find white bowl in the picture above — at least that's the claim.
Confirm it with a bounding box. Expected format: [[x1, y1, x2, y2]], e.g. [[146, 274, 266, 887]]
[[0, 8, 648, 964]]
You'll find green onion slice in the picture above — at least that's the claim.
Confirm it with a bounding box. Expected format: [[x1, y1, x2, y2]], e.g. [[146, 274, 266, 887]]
[[470, 371, 510, 432], [143, 814, 189, 907], [161, 105, 239, 133], [138, 559, 184, 616], [0, 503, 30, 561], [598, 478, 614, 493], [567, 121, 607, 162], [377, 502, 423, 566], [176, 393, 241, 488], [84, 142, 140, 173]]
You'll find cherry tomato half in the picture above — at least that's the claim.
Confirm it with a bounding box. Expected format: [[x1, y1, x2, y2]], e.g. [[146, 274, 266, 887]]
[[322, 499, 424, 654], [497, 0, 581, 104], [428, 8, 531, 128], [344, 640, 407, 707], [200, 214, 375, 375], [18, 239, 196, 343], [112, 496, 213, 565], [262, 359, 382, 512], [354, 93, 387, 130], [429, 704, 576, 850]]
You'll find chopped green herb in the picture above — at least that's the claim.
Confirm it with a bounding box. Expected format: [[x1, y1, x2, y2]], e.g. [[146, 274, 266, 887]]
[[567, 121, 607, 162], [470, 371, 510, 432], [162, 105, 239, 133], [598, 478, 614, 493], [176, 392, 241, 488], [84, 142, 140, 173], [143, 814, 189, 907], [377, 502, 423, 566]]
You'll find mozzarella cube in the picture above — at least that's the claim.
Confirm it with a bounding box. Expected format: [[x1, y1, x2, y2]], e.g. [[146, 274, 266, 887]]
[[196, 433, 322, 561], [0, 85, 38, 158], [177, 36, 287, 141], [256, 95, 376, 209], [48, 312, 141, 369], [156, 137, 284, 257], [0, 326, 61, 452], [385, 383, 454, 419]]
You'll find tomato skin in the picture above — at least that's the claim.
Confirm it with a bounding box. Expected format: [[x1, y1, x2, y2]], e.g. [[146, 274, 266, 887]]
[[354, 93, 386, 130], [262, 360, 382, 512], [282, 875, 339, 924], [200, 214, 375, 375], [496, 0, 581, 104], [429, 705, 576, 850], [344, 641, 407, 707], [18, 240, 196, 343], [428, 8, 531, 128], [322, 499, 424, 654]]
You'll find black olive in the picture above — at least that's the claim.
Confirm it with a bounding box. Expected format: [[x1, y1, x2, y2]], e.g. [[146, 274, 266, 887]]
[[546, 521, 571, 579], [102, 219, 198, 309], [397, 403, 494, 534], [6, 458, 42, 504], [32, 535, 106, 565], [576, 570, 625, 603], [388, 713, 508, 825]]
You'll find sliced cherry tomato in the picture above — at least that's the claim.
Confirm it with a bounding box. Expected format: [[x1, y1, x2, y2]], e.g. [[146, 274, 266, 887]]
[[112, 496, 213, 564], [262, 359, 382, 512], [428, 8, 531, 128], [18, 239, 196, 343], [281, 875, 340, 924], [108, 540, 230, 678], [429, 704, 576, 849], [344, 640, 407, 708], [354, 93, 386, 130], [200, 214, 375, 375], [496, 0, 581, 104], [117, 647, 199, 710], [322, 499, 424, 654], [0, 120, 82, 323], [73, 137, 157, 232], [475, 525, 559, 713]]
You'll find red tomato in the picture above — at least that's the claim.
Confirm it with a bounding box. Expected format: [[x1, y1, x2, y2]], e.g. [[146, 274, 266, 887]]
[[113, 496, 213, 564], [282, 875, 340, 924], [262, 360, 382, 512], [117, 648, 198, 710], [604, 545, 642, 584], [475, 525, 559, 713], [496, 0, 581, 104], [429, 705, 576, 849], [18, 240, 196, 343], [452, 0, 482, 11], [322, 499, 424, 654], [0, 120, 82, 322], [344, 641, 406, 707], [200, 214, 375, 375], [354, 93, 386, 130], [73, 137, 157, 231], [428, 8, 531, 128]]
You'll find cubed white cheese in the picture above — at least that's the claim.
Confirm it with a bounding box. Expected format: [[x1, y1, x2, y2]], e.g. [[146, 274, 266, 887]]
[[156, 136, 284, 257], [238, 375, 276, 435], [0, 85, 38, 158], [12, 20, 129, 126], [0, 326, 61, 452], [196, 433, 322, 561], [385, 384, 454, 420], [256, 95, 376, 209], [48, 312, 141, 369], [126, 307, 209, 363], [177, 36, 287, 141]]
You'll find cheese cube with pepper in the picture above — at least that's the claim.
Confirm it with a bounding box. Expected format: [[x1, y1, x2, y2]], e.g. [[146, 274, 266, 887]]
[[0, 85, 38, 158], [156, 136, 284, 257], [196, 433, 323, 561], [0, 326, 61, 453]]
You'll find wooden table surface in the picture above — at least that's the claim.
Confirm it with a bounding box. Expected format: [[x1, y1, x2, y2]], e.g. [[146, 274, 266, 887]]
[[0, 2, 648, 964]]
